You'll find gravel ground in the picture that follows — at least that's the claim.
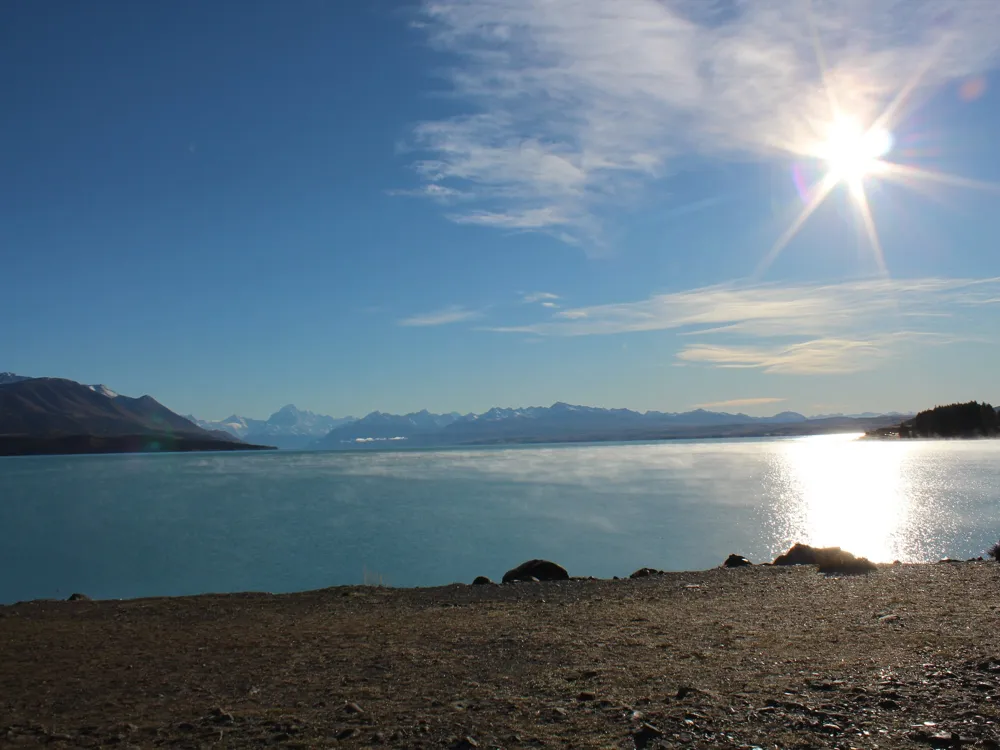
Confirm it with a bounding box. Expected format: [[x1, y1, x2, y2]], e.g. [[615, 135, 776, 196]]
[[2, 563, 1000, 749]]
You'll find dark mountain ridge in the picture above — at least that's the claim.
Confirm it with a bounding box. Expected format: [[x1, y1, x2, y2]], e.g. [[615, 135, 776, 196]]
[[0, 376, 272, 456]]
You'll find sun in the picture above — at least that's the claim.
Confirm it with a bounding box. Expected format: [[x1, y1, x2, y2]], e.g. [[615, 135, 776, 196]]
[[818, 116, 893, 186], [753, 30, 998, 280]]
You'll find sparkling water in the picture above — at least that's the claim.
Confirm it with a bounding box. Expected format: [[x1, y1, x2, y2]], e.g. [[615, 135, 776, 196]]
[[2, 434, 999, 603]]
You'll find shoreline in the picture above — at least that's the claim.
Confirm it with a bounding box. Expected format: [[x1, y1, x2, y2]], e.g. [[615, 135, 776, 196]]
[[2, 551, 989, 608], [3, 561, 1000, 748]]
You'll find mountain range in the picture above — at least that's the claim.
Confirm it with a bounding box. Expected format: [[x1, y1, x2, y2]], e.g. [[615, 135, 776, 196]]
[[308, 402, 909, 449], [2, 370, 912, 455], [189, 405, 355, 449], [0, 374, 271, 456]]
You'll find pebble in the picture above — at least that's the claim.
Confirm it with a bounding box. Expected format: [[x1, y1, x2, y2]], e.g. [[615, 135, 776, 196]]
[[577, 691, 597, 701], [210, 708, 234, 725], [343, 702, 364, 714], [633, 722, 663, 750]]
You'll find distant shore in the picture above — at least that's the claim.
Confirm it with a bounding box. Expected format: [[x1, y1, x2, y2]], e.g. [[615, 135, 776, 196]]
[[0, 434, 275, 457], [3, 561, 999, 748]]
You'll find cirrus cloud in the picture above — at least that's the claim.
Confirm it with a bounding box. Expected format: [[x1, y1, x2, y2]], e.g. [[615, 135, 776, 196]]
[[406, 0, 1000, 245], [486, 276, 1000, 374], [399, 305, 483, 327]]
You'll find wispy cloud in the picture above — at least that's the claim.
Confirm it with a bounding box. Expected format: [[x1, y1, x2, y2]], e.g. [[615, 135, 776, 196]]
[[488, 277, 1000, 373], [406, 0, 1000, 244], [695, 397, 786, 410], [522, 291, 560, 304], [399, 305, 483, 327], [387, 184, 471, 202]]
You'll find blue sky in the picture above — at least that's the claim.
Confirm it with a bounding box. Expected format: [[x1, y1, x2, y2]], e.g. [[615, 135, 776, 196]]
[[3, 0, 1000, 420]]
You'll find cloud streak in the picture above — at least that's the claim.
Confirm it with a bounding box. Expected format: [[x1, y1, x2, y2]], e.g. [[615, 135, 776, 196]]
[[488, 277, 1000, 374], [522, 291, 560, 304], [398, 305, 483, 327], [408, 0, 1000, 244]]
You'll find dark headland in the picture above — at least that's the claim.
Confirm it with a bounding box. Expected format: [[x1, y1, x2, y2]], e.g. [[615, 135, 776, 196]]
[[4, 548, 1000, 749], [0, 376, 273, 456], [867, 401, 1000, 439]]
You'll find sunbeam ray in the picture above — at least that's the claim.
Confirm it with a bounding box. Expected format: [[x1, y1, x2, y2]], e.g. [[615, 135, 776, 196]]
[[755, 173, 838, 278], [878, 161, 1000, 192], [871, 35, 954, 133], [852, 181, 889, 276], [806, 0, 840, 122]]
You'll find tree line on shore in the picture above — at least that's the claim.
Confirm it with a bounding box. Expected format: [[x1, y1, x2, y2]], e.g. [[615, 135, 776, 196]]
[[900, 401, 998, 438]]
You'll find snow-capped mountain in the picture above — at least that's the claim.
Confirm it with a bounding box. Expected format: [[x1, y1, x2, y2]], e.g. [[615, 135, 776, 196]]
[[311, 402, 907, 449], [191, 405, 354, 449], [188, 414, 264, 440], [311, 409, 462, 447], [0, 372, 32, 386]]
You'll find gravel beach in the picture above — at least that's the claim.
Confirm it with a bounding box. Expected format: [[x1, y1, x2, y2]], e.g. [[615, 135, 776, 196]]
[[3, 562, 1000, 749]]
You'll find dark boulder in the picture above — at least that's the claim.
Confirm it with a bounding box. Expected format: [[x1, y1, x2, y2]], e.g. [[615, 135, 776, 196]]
[[722, 554, 752, 568], [773, 543, 875, 575], [772, 543, 824, 565], [630, 568, 661, 579], [67, 593, 91, 601], [472, 576, 493, 585], [501, 559, 569, 583], [818, 554, 877, 575]]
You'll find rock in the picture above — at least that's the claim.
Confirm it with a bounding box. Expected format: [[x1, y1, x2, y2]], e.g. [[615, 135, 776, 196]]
[[343, 702, 364, 714], [820, 554, 877, 575], [772, 543, 876, 574], [723, 554, 752, 568], [209, 708, 234, 725], [471, 576, 493, 585], [451, 737, 479, 749], [336, 728, 360, 740], [576, 691, 596, 701], [501, 559, 569, 583], [630, 568, 660, 578], [66, 593, 91, 601], [938, 558, 963, 564], [633, 722, 664, 750]]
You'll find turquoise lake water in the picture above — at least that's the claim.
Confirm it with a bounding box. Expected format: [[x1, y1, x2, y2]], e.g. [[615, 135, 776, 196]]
[[2, 434, 999, 603]]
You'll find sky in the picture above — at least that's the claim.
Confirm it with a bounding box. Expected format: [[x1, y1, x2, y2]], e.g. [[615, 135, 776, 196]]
[[3, 0, 1000, 420]]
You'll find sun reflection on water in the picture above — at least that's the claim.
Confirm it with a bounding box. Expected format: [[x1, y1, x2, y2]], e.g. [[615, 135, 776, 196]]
[[769, 433, 919, 562]]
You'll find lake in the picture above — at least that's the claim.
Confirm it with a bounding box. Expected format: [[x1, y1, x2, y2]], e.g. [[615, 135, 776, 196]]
[[2, 434, 999, 603]]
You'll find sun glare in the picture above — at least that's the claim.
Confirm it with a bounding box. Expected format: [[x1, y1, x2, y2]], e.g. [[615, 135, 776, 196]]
[[819, 117, 892, 184], [753, 30, 998, 279]]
